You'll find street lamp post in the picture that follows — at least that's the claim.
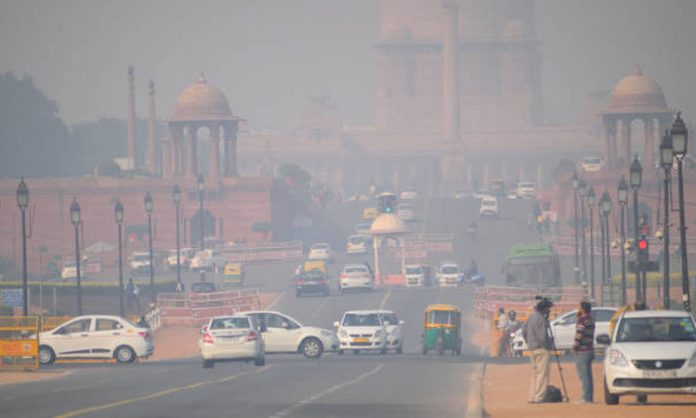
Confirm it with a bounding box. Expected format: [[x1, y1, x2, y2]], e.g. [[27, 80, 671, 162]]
[[571, 173, 581, 284], [70, 197, 82, 316], [671, 112, 690, 312], [197, 174, 205, 251], [144, 192, 155, 304], [618, 176, 629, 305], [114, 200, 124, 317], [586, 187, 596, 301], [599, 191, 608, 305], [16, 178, 29, 316], [579, 179, 588, 285], [172, 184, 182, 289], [630, 156, 643, 302], [600, 191, 613, 305], [660, 130, 674, 309]]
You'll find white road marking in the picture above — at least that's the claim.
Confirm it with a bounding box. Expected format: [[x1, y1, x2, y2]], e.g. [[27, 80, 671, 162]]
[[266, 292, 285, 310], [378, 287, 393, 309], [307, 297, 331, 322], [267, 363, 384, 418]]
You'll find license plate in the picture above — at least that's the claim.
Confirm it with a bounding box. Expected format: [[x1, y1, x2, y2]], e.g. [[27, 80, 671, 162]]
[[643, 370, 677, 378], [353, 338, 369, 343]]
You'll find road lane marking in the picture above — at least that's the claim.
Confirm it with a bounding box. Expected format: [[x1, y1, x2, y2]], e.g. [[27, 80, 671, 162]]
[[308, 297, 331, 322], [54, 365, 272, 418], [267, 363, 384, 418], [378, 287, 392, 309], [267, 292, 285, 309]]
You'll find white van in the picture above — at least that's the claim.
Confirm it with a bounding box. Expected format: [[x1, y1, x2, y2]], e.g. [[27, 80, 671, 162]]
[[479, 196, 498, 218]]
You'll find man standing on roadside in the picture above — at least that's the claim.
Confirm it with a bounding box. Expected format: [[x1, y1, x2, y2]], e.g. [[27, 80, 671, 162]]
[[524, 298, 554, 403], [573, 301, 595, 403]]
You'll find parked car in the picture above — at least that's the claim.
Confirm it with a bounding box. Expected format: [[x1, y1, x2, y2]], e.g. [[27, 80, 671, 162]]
[[516, 181, 537, 199], [60, 259, 78, 280], [339, 263, 373, 293], [295, 270, 330, 297], [129, 252, 151, 275], [397, 202, 415, 222], [479, 196, 499, 218], [581, 156, 603, 172], [404, 264, 425, 287], [189, 249, 226, 272], [165, 248, 195, 271], [346, 235, 369, 255], [335, 310, 389, 355], [436, 262, 461, 287], [599, 310, 696, 405], [39, 315, 153, 365], [307, 243, 334, 263], [244, 311, 339, 358], [198, 314, 265, 368]]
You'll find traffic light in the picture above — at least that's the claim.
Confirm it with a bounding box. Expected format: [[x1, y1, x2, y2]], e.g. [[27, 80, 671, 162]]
[[637, 237, 649, 267], [378, 193, 398, 214]]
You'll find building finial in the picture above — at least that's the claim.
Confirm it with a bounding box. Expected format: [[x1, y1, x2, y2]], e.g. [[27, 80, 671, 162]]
[[197, 71, 207, 83], [128, 65, 134, 79], [634, 64, 643, 76], [149, 79, 155, 92]]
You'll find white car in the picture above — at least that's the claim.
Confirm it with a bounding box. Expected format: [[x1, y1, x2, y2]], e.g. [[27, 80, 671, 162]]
[[479, 196, 499, 218], [339, 263, 373, 292], [355, 222, 372, 238], [512, 307, 617, 355], [165, 248, 195, 271], [397, 202, 415, 222], [189, 249, 225, 272], [346, 235, 369, 255], [129, 252, 151, 275], [244, 311, 339, 359], [400, 188, 420, 200], [308, 243, 334, 262], [516, 181, 537, 199], [334, 310, 389, 354], [378, 310, 404, 354], [198, 315, 265, 368], [404, 264, 425, 287], [581, 156, 603, 172], [39, 315, 153, 365], [437, 262, 461, 287], [60, 259, 78, 280], [600, 310, 696, 405]]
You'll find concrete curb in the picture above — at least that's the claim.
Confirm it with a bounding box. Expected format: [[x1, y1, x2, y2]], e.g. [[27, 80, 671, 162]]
[[465, 347, 489, 418]]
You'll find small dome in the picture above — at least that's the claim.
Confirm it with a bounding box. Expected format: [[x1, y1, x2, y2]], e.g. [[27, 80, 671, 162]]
[[501, 20, 527, 38], [607, 67, 669, 114], [171, 74, 233, 122], [370, 213, 408, 235]]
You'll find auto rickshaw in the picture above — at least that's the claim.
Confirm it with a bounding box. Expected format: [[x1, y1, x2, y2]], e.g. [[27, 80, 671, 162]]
[[302, 260, 328, 275], [223, 262, 244, 286], [422, 304, 461, 355]]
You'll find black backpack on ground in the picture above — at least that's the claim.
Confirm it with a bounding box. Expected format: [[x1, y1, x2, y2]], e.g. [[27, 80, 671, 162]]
[[542, 385, 563, 403]]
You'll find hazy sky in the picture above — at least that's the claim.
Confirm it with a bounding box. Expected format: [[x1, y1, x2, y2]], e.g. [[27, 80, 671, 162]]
[[1, 0, 695, 130]]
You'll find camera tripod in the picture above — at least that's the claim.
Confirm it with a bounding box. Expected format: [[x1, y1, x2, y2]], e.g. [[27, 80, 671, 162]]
[[546, 320, 570, 402]]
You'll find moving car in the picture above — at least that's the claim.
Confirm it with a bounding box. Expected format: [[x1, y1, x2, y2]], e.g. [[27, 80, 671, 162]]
[[397, 202, 415, 222], [307, 243, 334, 262], [339, 263, 373, 292], [581, 156, 603, 172], [516, 181, 537, 199], [295, 269, 330, 297], [199, 314, 265, 368], [165, 248, 195, 271], [129, 252, 151, 275], [404, 264, 425, 287], [244, 311, 339, 359], [599, 310, 696, 405], [335, 310, 389, 354], [189, 249, 225, 272], [378, 310, 404, 354], [436, 262, 461, 287], [479, 196, 499, 218], [346, 235, 369, 255], [39, 315, 153, 365]]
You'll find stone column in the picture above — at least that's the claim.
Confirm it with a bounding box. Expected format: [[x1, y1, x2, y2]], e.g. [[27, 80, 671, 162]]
[[643, 117, 655, 168], [209, 125, 220, 180], [186, 126, 198, 178], [603, 120, 612, 168], [619, 118, 632, 167], [161, 140, 171, 178], [224, 124, 239, 177], [127, 66, 136, 170], [609, 123, 618, 168], [442, 0, 461, 142], [146, 80, 157, 174]]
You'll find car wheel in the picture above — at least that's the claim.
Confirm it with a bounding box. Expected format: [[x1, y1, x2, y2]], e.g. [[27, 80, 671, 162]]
[[114, 345, 136, 364], [203, 359, 214, 368], [254, 355, 265, 366], [604, 379, 619, 405], [39, 345, 56, 365], [300, 337, 323, 359]]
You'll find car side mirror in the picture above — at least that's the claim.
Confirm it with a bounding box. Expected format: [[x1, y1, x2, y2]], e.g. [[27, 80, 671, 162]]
[[596, 334, 611, 345], [333, 321, 340, 328]]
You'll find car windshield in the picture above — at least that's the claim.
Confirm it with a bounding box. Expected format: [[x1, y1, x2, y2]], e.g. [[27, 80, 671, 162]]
[[616, 316, 696, 342], [63, 260, 76, 267], [343, 313, 381, 327], [356, 224, 370, 231], [427, 310, 457, 325], [311, 244, 328, 250], [584, 158, 600, 164], [191, 282, 217, 293], [380, 313, 398, 325], [482, 201, 495, 207], [345, 266, 368, 274], [349, 236, 364, 244], [132, 254, 149, 261], [519, 182, 535, 189], [406, 266, 422, 274], [210, 317, 250, 330], [441, 266, 459, 274]]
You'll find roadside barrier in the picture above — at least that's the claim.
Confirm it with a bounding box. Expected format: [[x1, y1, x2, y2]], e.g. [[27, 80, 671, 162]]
[[381, 274, 406, 286], [474, 285, 584, 319], [159, 288, 261, 327], [220, 241, 303, 264], [0, 316, 39, 370]]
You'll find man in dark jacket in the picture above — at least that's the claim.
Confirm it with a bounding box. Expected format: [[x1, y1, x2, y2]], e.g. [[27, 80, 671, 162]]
[[573, 301, 595, 403], [524, 298, 554, 403]]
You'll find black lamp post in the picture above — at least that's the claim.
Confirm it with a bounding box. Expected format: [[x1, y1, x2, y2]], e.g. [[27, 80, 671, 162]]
[[600, 191, 612, 305], [630, 155, 643, 302], [671, 112, 690, 312], [172, 184, 182, 289], [144, 192, 155, 304], [660, 130, 674, 309], [16, 178, 29, 316], [586, 186, 596, 301], [114, 200, 124, 317], [70, 197, 82, 316], [578, 178, 588, 285], [197, 174, 205, 251], [618, 176, 629, 305], [571, 172, 581, 284]]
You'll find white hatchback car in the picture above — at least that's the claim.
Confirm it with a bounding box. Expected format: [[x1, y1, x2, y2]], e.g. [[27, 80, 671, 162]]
[[308, 243, 334, 262], [199, 315, 265, 368], [599, 310, 696, 405], [335, 310, 389, 354], [39, 315, 153, 365], [437, 262, 461, 287], [405, 264, 425, 287], [479, 196, 499, 218], [244, 311, 339, 359], [346, 235, 369, 255], [339, 263, 373, 292]]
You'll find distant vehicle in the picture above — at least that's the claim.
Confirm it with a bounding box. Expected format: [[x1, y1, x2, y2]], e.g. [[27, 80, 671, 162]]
[[295, 269, 330, 297], [223, 262, 244, 286], [335, 310, 389, 355], [39, 315, 153, 365], [503, 242, 561, 287], [454, 186, 473, 199], [404, 264, 425, 287], [472, 188, 493, 200], [436, 262, 461, 287], [308, 243, 334, 262], [189, 250, 225, 272], [190, 281, 220, 294], [244, 311, 339, 358], [581, 156, 603, 172], [599, 310, 696, 405], [129, 252, 151, 275], [60, 259, 78, 280], [397, 202, 415, 222], [339, 263, 373, 292], [479, 196, 499, 218], [399, 187, 420, 200], [165, 248, 195, 271], [199, 314, 265, 368], [346, 235, 369, 255], [490, 179, 506, 197], [516, 181, 537, 199], [355, 222, 373, 237]]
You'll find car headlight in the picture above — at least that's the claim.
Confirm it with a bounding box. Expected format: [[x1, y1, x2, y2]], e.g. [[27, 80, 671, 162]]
[[338, 330, 348, 338], [608, 348, 629, 368], [688, 351, 696, 367]]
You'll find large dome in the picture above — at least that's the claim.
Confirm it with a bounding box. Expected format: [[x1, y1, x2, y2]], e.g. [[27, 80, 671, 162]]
[[171, 74, 233, 122], [370, 213, 408, 235], [606, 68, 669, 114]]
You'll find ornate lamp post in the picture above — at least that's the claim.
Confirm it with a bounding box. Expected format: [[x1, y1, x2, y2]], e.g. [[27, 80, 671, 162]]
[[600, 191, 612, 305], [660, 130, 674, 309], [618, 176, 629, 305], [70, 197, 82, 316], [571, 172, 581, 284], [586, 186, 596, 301], [172, 184, 182, 289], [578, 178, 588, 285], [144, 192, 155, 304], [16, 178, 29, 316], [671, 112, 690, 312], [630, 156, 643, 302], [114, 200, 125, 317], [197, 174, 205, 251]]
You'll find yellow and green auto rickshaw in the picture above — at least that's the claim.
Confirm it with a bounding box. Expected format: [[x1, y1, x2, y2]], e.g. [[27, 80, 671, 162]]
[[223, 262, 245, 286], [422, 304, 461, 355]]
